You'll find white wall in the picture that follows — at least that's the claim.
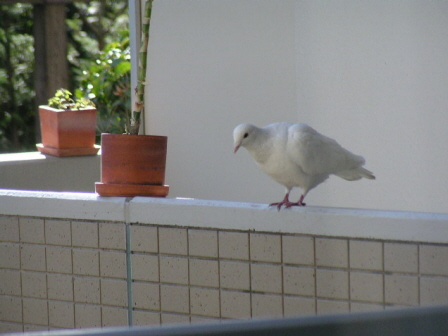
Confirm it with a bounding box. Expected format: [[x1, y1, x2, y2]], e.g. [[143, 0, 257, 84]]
[[145, 0, 448, 214]]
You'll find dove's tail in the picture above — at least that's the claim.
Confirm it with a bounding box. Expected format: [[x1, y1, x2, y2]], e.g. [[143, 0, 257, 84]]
[[335, 167, 375, 181]]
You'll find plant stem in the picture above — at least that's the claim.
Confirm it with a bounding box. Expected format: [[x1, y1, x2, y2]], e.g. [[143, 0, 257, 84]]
[[130, 0, 152, 135]]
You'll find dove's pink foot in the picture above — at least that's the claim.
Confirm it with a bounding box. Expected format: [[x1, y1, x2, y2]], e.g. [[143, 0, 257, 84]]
[[270, 194, 306, 211]]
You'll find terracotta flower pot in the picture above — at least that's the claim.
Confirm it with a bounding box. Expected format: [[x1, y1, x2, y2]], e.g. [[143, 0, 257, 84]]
[[95, 133, 169, 197], [37, 106, 100, 157]]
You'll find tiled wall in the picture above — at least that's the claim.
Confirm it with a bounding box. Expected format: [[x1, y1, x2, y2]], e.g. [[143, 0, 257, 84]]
[[2, 215, 448, 333]]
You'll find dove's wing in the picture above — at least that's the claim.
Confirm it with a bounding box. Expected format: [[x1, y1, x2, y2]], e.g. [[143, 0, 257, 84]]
[[288, 124, 365, 176]]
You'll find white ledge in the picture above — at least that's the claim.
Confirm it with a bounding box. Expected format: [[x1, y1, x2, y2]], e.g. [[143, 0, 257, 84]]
[[1, 189, 448, 243], [0, 189, 125, 222]]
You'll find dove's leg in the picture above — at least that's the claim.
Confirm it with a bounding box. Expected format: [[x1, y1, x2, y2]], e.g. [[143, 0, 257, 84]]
[[269, 192, 306, 210], [284, 194, 306, 208], [269, 193, 291, 211]]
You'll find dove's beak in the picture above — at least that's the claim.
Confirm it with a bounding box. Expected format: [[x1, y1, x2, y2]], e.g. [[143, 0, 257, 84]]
[[233, 144, 240, 153]]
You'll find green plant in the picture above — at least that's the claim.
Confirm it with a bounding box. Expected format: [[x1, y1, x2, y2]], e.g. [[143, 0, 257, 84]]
[[48, 88, 95, 110], [76, 0, 151, 136], [76, 35, 131, 135]]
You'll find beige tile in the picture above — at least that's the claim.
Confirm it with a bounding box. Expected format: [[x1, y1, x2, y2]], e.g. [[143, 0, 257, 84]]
[[0, 322, 23, 333], [73, 249, 99, 276], [101, 306, 128, 327], [47, 273, 73, 301], [160, 284, 189, 314], [132, 254, 159, 281], [283, 266, 315, 296], [189, 259, 219, 287], [159, 227, 188, 255], [24, 325, 50, 332], [350, 272, 383, 303], [100, 250, 127, 279], [0, 296, 22, 323], [161, 313, 190, 325], [74, 277, 100, 304], [384, 305, 410, 310], [0, 243, 20, 269], [384, 243, 418, 273], [284, 296, 316, 316], [349, 240, 382, 271], [46, 246, 72, 274], [188, 229, 218, 258], [190, 287, 220, 317], [251, 263, 282, 294], [45, 220, 71, 246], [22, 298, 48, 326], [252, 294, 283, 318], [99, 222, 126, 250], [220, 260, 250, 290], [190, 316, 221, 324], [385, 274, 418, 305], [22, 271, 47, 299], [316, 238, 348, 268], [19, 218, 45, 243], [74, 304, 101, 328], [250, 233, 281, 263], [48, 301, 74, 328], [21, 245, 46, 271], [159, 256, 188, 285], [219, 231, 249, 260], [420, 276, 448, 305], [220, 290, 251, 319], [132, 282, 160, 310], [316, 269, 349, 300], [350, 302, 384, 313], [317, 300, 349, 314], [0, 216, 19, 242], [0, 269, 21, 295], [133, 310, 160, 326], [282, 235, 314, 266], [420, 245, 448, 276], [101, 279, 127, 307], [72, 221, 98, 248], [130, 225, 158, 253]]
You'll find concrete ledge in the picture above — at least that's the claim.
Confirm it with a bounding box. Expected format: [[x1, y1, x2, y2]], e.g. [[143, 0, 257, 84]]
[[0, 189, 125, 222], [0, 151, 100, 192], [1, 189, 448, 243], [129, 197, 448, 243]]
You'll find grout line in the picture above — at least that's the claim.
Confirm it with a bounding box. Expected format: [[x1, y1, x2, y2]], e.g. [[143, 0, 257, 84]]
[[417, 243, 421, 305], [69, 220, 76, 328], [124, 197, 133, 327], [313, 236, 318, 314], [186, 228, 191, 322], [280, 235, 284, 316], [248, 232, 252, 318], [43, 218, 50, 327], [217, 230, 221, 320], [347, 239, 351, 312], [382, 241, 385, 308], [18, 218, 24, 329], [156, 226, 162, 325]]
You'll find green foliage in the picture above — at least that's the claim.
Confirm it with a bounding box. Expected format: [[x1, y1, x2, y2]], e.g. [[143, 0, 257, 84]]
[[0, 4, 36, 153], [0, 1, 129, 152], [47, 88, 95, 110], [76, 36, 131, 135]]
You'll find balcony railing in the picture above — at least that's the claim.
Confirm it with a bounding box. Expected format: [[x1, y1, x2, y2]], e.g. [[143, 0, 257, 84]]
[[1, 153, 448, 332]]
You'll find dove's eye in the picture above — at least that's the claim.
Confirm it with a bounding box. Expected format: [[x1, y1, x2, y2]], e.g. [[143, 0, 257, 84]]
[[243, 133, 249, 139]]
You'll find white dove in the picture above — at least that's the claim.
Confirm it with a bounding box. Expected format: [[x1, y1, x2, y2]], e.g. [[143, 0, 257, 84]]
[[233, 122, 375, 210]]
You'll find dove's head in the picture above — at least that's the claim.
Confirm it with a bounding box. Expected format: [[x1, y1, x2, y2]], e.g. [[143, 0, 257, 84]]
[[233, 123, 257, 153]]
